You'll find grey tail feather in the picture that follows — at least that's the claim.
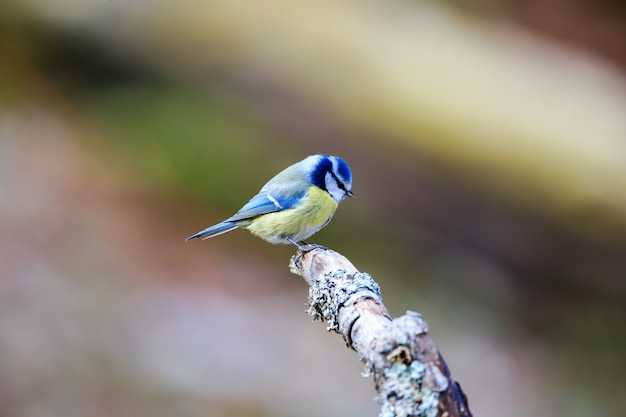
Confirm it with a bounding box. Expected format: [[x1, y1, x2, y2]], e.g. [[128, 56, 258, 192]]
[[185, 222, 238, 241]]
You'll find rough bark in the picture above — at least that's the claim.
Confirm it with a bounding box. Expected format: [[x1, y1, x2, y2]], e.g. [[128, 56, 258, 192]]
[[290, 247, 472, 417]]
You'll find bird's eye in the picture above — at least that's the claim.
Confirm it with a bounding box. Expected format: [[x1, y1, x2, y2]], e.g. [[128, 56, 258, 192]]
[[330, 172, 347, 192]]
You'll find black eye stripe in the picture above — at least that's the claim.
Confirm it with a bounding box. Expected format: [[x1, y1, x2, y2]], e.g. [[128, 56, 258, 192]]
[[330, 172, 346, 191]]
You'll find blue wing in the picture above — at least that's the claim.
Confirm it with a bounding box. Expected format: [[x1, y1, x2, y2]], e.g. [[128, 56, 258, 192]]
[[226, 188, 306, 222], [185, 189, 301, 241], [185, 221, 238, 240]]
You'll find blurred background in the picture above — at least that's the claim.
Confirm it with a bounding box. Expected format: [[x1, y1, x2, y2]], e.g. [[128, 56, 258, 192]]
[[1, 0, 626, 416]]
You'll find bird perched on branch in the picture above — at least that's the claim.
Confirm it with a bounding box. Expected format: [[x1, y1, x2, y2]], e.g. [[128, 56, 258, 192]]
[[186, 154, 353, 249]]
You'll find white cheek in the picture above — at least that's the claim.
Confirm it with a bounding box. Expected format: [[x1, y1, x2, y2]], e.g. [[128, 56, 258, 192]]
[[325, 172, 344, 202]]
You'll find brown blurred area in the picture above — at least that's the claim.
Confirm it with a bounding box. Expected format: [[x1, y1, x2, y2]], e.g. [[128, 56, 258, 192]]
[[1, 1, 625, 416]]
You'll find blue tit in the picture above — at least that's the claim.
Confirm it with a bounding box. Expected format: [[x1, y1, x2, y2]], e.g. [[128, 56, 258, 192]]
[[186, 154, 353, 248]]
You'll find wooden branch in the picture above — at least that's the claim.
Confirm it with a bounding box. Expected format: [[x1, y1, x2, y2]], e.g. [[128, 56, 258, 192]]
[[290, 247, 472, 417]]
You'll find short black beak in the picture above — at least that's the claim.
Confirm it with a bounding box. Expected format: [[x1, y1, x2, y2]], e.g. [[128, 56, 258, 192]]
[[347, 190, 354, 197]]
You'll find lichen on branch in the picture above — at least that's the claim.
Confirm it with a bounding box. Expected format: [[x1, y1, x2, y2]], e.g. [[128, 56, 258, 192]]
[[290, 246, 472, 417]]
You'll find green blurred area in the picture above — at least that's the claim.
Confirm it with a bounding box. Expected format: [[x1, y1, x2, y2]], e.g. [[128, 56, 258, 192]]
[[89, 85, 272, 204], [1, 1, 626, 417]]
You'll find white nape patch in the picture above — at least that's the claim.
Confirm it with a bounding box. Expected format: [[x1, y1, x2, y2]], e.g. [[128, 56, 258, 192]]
[[325, 171, 345, 202], [299, 154, 323, 173], [329, 156, 339, 176], [267, 194, 282, 209], [329, 155, 351, 188]]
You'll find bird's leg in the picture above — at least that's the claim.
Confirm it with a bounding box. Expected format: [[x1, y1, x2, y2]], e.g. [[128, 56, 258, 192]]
[[287, 237, 306, 251]]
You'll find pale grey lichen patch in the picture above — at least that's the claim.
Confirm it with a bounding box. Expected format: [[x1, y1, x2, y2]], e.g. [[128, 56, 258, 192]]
[[422, 362, 449, 393], [362, 361, 373, 378], [377, 361, 440, 417], [415, 388, 441, 417], [395, 312, 429, 339], [370, 312, 446, 417], [307, 269, 381, 332], [370, 312, 428, 366]]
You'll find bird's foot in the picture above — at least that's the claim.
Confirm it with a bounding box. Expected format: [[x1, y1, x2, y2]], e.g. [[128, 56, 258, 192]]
[[288, 239, 328, 265], [300, 243, 328, 252]]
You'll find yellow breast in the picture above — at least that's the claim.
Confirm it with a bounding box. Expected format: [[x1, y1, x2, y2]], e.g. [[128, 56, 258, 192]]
[[244, 186, 338, 244]]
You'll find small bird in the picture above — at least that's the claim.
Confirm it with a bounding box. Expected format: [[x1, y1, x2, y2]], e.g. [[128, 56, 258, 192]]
[[186, 154, 353, 249]]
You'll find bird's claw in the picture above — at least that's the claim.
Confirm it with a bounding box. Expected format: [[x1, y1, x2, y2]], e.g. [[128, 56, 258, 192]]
[[290, 239, 328, 265], [299, 243, 328, 253]]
